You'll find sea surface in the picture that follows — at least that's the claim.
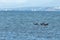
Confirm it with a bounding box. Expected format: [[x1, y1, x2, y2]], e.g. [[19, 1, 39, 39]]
[[0, 11, 60, 40]]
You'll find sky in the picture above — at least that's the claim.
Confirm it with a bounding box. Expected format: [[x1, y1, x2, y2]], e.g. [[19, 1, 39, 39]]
[[0, 0, 60, 8]]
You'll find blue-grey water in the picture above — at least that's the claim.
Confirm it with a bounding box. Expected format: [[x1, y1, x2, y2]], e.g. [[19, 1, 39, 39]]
[[0, 11, 60, 40]]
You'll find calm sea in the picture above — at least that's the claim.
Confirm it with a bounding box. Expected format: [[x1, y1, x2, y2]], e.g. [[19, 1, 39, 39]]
[[0, 11, 60, 40]]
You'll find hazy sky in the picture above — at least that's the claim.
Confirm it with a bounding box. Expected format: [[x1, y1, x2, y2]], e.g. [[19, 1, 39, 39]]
[[0, 0, 60, 8]]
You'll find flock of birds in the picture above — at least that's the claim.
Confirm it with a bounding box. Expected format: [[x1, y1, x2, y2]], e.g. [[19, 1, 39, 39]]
[[33, 22, 48, 26]]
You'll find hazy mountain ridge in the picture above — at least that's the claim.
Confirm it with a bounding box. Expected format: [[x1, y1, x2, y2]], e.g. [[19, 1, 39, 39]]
[[0, 7, 60, 11]]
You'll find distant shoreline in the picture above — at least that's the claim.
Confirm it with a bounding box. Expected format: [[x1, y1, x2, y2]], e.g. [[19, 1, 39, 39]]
[[0, 11, 60, 12]]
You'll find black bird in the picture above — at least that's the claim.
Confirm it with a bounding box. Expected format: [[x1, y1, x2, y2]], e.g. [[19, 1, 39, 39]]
[[33, 23, 39, 25], [40, 23, 48, 26]]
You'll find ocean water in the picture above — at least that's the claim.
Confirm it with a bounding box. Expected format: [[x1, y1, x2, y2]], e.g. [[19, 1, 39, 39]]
[[0, 11, 60, 40]]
